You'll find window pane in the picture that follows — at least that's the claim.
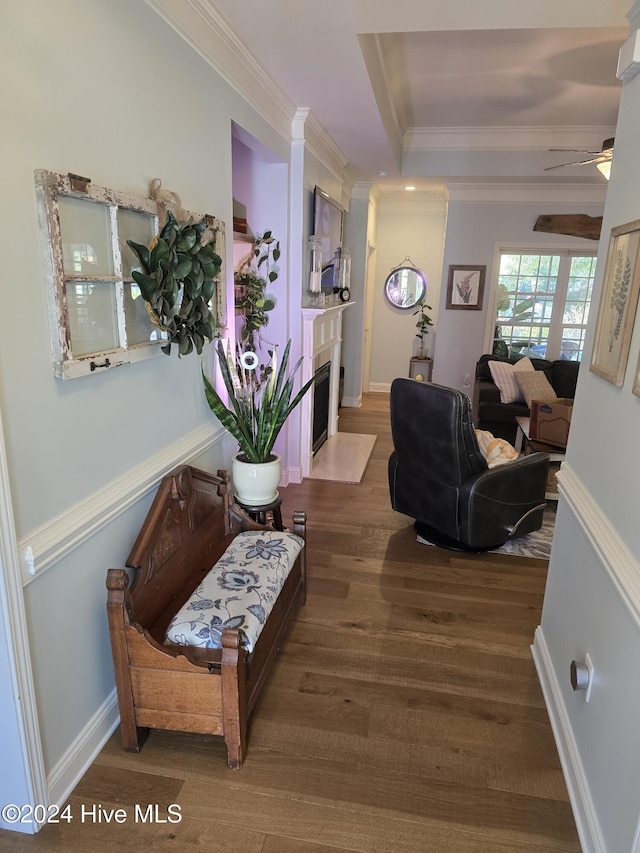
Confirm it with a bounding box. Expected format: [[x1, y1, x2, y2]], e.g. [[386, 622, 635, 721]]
[[124, 283, 158, 345], [58, 196, 114, 276], [66, 281, 118, 356], [118, 208, 156, 277], [495, 251, 595, 362], [495, 252, 559, 358]]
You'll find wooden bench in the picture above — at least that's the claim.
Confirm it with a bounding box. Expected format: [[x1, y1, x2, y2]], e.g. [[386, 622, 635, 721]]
[[106, 464, 306, 768]]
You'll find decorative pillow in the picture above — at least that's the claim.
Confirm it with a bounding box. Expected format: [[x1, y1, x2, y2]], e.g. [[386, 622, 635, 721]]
[[475, 429, 519, 468], [488, 357, 534, 403], [515, 370, 558, 409]]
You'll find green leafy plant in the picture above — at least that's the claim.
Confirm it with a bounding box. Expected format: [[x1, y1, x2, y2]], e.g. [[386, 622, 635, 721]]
[[203, 338, 313, 463], [413, 299, 433, 357], [127, 210, 222, 356], [235, 231, 280, 345]]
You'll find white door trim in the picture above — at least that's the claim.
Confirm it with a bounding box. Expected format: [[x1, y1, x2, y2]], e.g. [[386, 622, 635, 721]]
[[0, 404, 48, 832]]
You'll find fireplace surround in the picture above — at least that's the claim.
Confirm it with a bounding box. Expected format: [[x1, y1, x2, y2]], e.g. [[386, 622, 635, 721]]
[[300, 300, 354, 478]]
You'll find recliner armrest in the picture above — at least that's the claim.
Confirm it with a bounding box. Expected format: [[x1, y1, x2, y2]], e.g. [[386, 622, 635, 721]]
[[459, 451, 550, 548], [463, 451, 550, 501]]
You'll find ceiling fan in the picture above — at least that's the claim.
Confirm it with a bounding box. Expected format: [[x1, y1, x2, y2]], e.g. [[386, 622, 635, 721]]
[[545, 137, 614, 178]]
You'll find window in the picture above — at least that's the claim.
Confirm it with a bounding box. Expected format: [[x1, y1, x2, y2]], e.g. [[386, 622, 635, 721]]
[[35, 170, 225, 379], [494, 250, 597, 362]]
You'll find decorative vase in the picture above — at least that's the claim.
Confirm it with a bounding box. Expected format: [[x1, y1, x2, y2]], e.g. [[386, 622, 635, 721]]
[[232, 453, 282, 505], [308, 235, 322, 296]]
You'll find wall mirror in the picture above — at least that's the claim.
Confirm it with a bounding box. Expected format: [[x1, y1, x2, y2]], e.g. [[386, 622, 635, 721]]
[[383, 261, 426, 309]]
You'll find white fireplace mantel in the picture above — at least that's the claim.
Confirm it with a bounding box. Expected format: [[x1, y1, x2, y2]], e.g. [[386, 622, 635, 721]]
[[300, 299, 354, 478]]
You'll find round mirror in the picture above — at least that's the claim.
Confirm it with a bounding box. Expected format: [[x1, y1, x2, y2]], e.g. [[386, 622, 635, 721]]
[[383, 265, 426, 310]]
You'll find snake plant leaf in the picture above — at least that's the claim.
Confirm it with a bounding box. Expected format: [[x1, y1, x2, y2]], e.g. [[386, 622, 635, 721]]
[[202, 338, 312, 463]]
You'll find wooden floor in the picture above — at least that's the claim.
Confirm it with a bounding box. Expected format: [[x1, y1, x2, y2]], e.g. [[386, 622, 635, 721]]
[[1, 393, 580, 852]]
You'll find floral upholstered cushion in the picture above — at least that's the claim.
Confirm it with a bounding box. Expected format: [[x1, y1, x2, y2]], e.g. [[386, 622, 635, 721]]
[[165, 530, 304, 653]]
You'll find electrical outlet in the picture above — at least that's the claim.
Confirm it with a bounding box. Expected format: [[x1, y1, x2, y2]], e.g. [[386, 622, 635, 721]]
[[462, 373, 471, 388]]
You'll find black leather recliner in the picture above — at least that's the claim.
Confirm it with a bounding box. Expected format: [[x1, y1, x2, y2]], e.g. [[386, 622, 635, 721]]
[[388, 378, 550, 551]]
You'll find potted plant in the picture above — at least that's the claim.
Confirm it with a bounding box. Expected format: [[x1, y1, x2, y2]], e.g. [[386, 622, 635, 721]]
[[413, 299, 434, 358], [234, 231, 280, 346], [127, 211, 222, 356], [203, 338, 313, 504]]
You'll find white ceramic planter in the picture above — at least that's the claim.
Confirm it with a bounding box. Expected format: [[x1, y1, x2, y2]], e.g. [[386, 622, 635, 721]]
[[232, 453, 281, 505]]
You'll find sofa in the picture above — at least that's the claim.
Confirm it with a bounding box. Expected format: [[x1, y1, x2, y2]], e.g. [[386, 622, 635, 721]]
[[472, 353, 579, 444]]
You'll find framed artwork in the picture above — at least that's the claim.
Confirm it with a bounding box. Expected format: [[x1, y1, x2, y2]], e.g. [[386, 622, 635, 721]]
[[446, 265, 486, 310], [632, 353, 640, 398], [590, 219, 640, 387]]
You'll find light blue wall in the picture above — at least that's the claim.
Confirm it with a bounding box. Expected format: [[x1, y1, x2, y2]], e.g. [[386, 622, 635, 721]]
[[433, 197, 605, 393], [0, 0, 293, 800], [538, 24, 640, 848]]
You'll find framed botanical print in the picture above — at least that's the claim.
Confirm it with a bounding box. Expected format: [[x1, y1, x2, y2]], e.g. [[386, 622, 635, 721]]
[[446, 265, 486, 310], [590, 219, 640, 387]]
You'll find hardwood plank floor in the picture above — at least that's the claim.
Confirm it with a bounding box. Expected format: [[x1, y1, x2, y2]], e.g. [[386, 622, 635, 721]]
[[0, 393, 579, 852]]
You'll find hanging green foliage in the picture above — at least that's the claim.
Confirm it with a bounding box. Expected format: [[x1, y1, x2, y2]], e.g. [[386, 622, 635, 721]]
[[234, 231, 280, 346], [127, 210, 222, 356]]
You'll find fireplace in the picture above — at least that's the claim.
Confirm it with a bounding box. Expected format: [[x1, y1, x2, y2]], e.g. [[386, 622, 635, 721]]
[[312, 361, 331, 455], [300, 301, 353, 478]]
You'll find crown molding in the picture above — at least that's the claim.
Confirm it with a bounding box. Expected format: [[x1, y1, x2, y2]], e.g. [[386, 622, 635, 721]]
[[302, 112, 350, 185], [146, 0, 350, 185], [446, 181, 607, 205], [376, 186, 448, 214], [618, 28, 640, 81], [629, 0, 640, 31], [405, 126, 618, 152], [145, 0, 295, 142], [377, 195, 448, 215], [351, 182, 375, 202]]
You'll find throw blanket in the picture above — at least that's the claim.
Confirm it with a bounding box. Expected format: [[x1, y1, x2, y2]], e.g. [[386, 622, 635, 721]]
[[475, 429, 519, 468]]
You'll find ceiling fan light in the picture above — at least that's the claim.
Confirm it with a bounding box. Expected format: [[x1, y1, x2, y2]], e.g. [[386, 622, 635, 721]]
[[597, 160, 612, 180]]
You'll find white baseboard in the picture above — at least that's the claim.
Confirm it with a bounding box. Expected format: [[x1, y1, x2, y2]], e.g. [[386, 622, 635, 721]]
[[531, 627, 606, 853], [283, 465, 303, 485], [340, 395, 361, 408], [47, 690, 120, 810], [367, 382, 391, 393]]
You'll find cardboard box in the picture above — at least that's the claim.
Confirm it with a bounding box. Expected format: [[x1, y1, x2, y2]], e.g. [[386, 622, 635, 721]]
[[529, 397, 574, 448]]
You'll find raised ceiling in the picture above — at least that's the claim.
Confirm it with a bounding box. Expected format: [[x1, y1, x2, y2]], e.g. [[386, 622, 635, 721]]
[[166, 1, 630, 190]]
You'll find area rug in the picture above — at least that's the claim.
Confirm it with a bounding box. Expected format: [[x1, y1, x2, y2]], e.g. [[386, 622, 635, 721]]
[[308, 433, 377, 484], [417, 504, 556, 559]]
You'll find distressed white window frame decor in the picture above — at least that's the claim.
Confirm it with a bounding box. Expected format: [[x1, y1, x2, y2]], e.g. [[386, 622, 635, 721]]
[[34, 170, 226, 379]]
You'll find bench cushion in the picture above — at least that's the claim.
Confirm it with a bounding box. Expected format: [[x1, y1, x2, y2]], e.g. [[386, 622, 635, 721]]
[[165, 530, 304, 653]]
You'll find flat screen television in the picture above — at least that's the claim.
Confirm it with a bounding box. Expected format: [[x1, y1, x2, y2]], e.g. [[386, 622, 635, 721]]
[[313, 186, 344, 286]]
